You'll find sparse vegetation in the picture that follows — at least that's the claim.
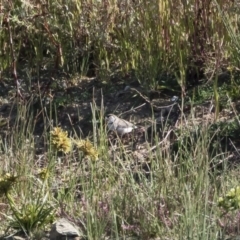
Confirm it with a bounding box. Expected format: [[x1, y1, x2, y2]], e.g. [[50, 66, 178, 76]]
[[1, 0, 240, 239]]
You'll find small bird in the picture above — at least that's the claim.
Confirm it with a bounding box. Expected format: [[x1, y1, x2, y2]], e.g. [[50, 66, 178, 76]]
[[106, 114, 137, 135]]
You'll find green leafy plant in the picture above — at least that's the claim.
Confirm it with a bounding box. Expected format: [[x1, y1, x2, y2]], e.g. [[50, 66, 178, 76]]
[[0, 173, 55, 235], [8, 196, 55, 234]]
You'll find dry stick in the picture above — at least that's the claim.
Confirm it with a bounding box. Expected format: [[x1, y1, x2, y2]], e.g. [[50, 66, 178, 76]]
[[43, 20, 63, 68], [129, 87, 178, 109], [6, 12, 24, 100], [229, 138, 240, 156], [119, 103, 146, 116], [147, 129, 173, 153], [120, 87, 178, 117]]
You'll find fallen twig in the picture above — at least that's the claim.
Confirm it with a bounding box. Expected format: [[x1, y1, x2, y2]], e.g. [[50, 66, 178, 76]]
[[120, 103, 146, 116], [147, 129, 173, 152]]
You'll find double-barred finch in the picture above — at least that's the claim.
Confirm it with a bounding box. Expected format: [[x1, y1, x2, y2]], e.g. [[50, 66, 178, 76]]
[[106, 114, 137, 135]]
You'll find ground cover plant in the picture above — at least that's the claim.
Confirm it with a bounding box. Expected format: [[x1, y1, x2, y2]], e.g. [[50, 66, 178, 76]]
[[1, 0, 240, 239]]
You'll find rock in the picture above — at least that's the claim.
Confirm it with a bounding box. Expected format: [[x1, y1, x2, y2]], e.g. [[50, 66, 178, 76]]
[[4, 237, 23, 240], [12, 237, 26, 240], [50, 218, 81, 240], [3, 234, 26, 240]]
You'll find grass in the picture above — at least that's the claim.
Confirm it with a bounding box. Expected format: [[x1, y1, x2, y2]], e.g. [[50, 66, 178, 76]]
[[0, 0, 240, 239], [0, 97, 239, 239]]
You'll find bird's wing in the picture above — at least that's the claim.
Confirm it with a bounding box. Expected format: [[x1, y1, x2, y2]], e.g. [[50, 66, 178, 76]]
[[120, 119, 137, 128]]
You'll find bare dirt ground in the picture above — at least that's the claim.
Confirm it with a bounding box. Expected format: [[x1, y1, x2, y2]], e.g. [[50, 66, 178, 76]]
[[0, 72, 240, 164]]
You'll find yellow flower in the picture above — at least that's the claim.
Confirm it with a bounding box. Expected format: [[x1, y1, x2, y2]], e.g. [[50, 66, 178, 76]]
[[37, 168, 50, 181], [0, 173, 18, 195], [75, 139, 98, 160], [226, 188, 236, 198], [218, 186, 240, 211], [50, 127, 72, 153], [218, 197, 224, 204], [227, 66, 234, 72]]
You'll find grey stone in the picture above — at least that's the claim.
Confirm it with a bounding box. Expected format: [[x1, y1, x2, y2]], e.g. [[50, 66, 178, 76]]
[[50, 218, 80, 240]]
